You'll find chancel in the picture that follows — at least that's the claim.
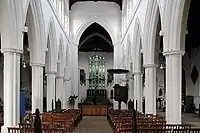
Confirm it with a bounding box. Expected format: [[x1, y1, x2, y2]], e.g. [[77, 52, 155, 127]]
[[1, 0, 200, 132]]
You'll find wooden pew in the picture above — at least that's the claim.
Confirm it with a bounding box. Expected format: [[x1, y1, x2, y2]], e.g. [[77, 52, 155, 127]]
[[107, 109, 200, 133], [15, 109, 81, 133], [8, 127, 66, 133]]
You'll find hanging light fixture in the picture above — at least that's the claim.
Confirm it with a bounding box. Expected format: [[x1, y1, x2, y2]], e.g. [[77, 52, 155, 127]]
[[160, 64, 165, 70], [23, 62, 26, 68]]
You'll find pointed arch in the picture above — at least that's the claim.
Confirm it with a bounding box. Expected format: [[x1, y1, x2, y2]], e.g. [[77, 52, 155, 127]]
[[25, 0, 46, 64], [163, 0, 186, 51], [57, 35, 65, 76], [79, 32, 112, 48], [0, 0, 24, 50], [126, 35, 132, 69], [143, 0, 162, 64], [75, 16, 116, 45], [64, 43, 69, 80], [46, 18, 58, 72], [132, 18, 143, 72]]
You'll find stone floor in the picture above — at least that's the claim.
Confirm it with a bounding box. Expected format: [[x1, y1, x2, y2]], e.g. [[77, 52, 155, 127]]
[[74, 116, 113, 133], [157, 109, 200, 128], [74, 111, 200, 133]]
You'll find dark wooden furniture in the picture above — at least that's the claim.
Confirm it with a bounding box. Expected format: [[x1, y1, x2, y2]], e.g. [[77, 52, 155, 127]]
[[82, 105, 108, 116]]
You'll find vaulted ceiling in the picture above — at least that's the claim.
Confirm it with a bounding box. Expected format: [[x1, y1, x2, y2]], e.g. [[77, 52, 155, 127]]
[[69, 0, 122, 9]]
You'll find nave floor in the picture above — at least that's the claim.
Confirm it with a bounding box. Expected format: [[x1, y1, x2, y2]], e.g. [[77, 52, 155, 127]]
[[74, 116, 113, 133]]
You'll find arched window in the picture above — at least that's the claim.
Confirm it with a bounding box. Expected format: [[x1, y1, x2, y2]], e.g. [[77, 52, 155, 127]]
[[89, 55, 105, 89]]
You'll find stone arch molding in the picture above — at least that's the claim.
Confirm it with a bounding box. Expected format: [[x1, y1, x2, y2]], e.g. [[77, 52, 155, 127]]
[[143, 0, 162, 64], [75, 16, 116, 45], [156, 0, 164, 27], [24, 0, 46, 65], [163, 0, 186, 51], [126, 35, 132, 70], [132, 18, 143, 72], [46, 18, 58, 72], [64, 44, 70, 80], [57, 35, 65, 77], [79, 32, 112, 48]]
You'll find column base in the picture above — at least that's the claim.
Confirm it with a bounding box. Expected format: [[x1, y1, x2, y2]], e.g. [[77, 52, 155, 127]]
[[113, 100, 118, 110], [121, 102, 127, 110], [62, 101, 67, 109], [74, 102, 78, 109], [1, 125, 8, 133], [1, 125, 19, 133]]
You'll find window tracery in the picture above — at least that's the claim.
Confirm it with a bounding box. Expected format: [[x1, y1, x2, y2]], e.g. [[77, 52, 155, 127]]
[[89, 55, 105, 89]]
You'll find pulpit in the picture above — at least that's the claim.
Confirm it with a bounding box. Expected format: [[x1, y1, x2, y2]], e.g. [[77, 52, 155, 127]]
[[113, 84, 128, 110]]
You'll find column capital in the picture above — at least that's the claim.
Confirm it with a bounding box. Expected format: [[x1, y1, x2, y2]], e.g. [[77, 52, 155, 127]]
[[64, 77, 71, 82], [46, 71, 57, 74], [143, 64, 159, 68], [1, 48, 23, 54], [64, 78, 68, 82], [133, 72, 142, 75], [73, 43, 79, 47], [113, 42, 120, 46], [30, 62, 45, 67], [163, 50, 185, 56], [56, 76, 65, 79]]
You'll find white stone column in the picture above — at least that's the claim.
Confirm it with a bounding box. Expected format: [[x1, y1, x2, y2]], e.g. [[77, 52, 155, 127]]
[[63, 78, 71, 109], [31, 63, 44, 113], [46, 71, 56, 111], [1, 49, 22, 133], [14, 53, 21, 126], [56, 76, 64, 105], [143, 64, 157, 114], [128, 72, 134, 101], [163, 50, 184, 124], [133, 72, 142, 112]]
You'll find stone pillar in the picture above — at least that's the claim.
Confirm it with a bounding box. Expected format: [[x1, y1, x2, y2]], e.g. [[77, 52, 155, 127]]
[[143, 64, 157, 114], [31, 63, 44, 113], [14, 53, 21, 125], [133, 72, 142, 112], [63, 78, 68, 109], [163, 50, 184, 124], [46, 71, 56, 111], [1, 49, 22, 133], [128, 72, 134, 101], [56, 76, 64, 104]]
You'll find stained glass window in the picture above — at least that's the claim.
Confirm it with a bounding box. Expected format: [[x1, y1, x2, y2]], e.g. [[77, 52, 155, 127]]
[[89, 55, 105, 89]]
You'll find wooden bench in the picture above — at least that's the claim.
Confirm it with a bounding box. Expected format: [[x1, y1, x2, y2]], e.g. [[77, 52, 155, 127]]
[[107, 109, 200, 133], [12, 109, 81, 133], [8, 127, 66, 133]]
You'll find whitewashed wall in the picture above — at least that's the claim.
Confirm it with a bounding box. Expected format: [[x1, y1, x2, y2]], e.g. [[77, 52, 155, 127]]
[[70, 1, 121, 44], [183, 49, 200, 108]]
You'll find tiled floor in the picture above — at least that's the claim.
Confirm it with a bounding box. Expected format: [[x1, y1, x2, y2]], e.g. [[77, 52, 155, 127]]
[[74, 116, 113, 133]]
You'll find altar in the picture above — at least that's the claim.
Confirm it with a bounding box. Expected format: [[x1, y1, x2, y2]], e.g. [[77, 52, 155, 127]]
[[80, 89, 111, 116], [82, 105, 108, 116]]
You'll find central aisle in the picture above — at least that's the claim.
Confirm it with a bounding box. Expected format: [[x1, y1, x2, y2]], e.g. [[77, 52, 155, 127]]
[[75, 116, 113, 133]]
